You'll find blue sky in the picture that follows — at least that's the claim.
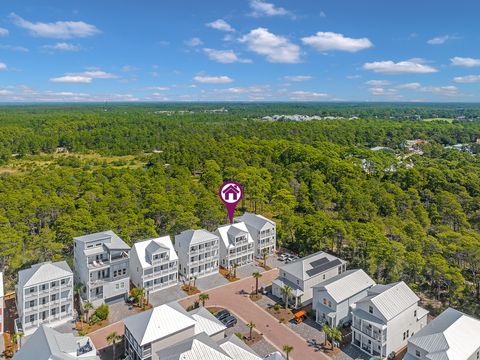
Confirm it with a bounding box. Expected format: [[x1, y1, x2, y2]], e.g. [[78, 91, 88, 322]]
[[0, 0, 479, 102]]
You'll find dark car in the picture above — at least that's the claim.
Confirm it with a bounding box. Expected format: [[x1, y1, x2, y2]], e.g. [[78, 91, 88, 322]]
[[215, 310, 230, 321], [222, 315, 237, 328]]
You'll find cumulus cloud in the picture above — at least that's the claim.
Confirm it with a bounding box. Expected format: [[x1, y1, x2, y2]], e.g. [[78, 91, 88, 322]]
[[397, 82, 421, 89], [185, 37, 203, 47], [206, 19, 235, 32], [283, 75, 312, 82], [453, 75, 480, 83], [365, 80, 391, 86], [289, 91, 328, 100], [50, 75, 92, 83], [362, 59, 437, 74], [203, 48, 251, 63], [302, 32, 373, 53], [427, 35, 456, 45], [193, 75, 234, 84], [239, 27, 300, 63], [10, 13, 100, 38], [249, 0, 290, 17], [421, 85, 458, 96], [0, 63, 7, 71], [0, 28, 8, 36], [80, 70, 117, 79], [450, 57, 480, 67], [43, 42, 82, 51]]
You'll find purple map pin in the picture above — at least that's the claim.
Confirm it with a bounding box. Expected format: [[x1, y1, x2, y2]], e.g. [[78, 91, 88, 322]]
[[219, 180, 244, 223]]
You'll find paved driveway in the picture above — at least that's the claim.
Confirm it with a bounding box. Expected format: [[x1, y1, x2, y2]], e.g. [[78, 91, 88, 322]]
[[148, 284, 185, 307], [180, 269, 329, 360], [195, 273, 229, 291]]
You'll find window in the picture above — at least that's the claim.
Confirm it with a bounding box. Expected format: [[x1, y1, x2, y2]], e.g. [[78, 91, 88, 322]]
[[120, 282, 125, 289], [406, 330, 409, 338], [29, 315, 35, 323], [416, 350, 420, 357], [29, 287, 35, 293], [51, 281, 56, 287], [323, 274, 326, 280], [51, 308, 56, 316], [61, 279, 66, 285], [61, 305, 66, 313], [403, 331, 406, 340], [116, 283, 120, 290], [369, 306, 373, 314], [414, 309, 417, 317], [323, 298, 327, 305], [123, 268, 127, 275], [29, 300, 34, 307], [328, 301, 332, 307], [477, 351, 479, 359]]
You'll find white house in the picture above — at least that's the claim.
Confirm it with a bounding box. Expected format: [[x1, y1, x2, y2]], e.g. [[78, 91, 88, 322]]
[[124, 301, 226, 360], [13, 325, 99, 360], [129, 236, 178, 294], [404, 307, 480, 360], [313, 269, 376, 327], [15, 261, 74, 335], [234, 213, 276, 258], [219, 334, 262, 360], [351, 281, 428, 358], [174, 229, 219, 280], [272, 251, 347, 307], [0, 271, 4, 335], [215, 222, 255, 269], [73, 230, 131, 306]]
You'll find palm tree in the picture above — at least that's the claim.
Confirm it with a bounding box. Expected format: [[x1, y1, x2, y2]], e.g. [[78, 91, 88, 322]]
[[262, 248, 269, 268], [280, 285, 293, 309], [252, 272, 262, 294], [74, 283, 83, 305], [322, 324, 332, 348], [12, 332, 24, 353], [247, 321, 256, 340], [232, 263, 239, 279], [83, 301, 93, 323], [193, 276, 198, 288], [106, 331, 122, 359], [198, 293, 209, 307], [283, 344, 293, 360], [330, 326, 342, 349]]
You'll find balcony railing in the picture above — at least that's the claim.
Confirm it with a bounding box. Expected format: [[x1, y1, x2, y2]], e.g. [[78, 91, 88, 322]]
[[352, 321, 386, 342]]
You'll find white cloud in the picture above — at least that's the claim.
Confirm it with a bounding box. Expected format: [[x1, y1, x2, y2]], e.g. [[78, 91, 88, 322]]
[[0, 45, 28, 52], [0, 28, 8, 36], [362, 59, 437, 74], [453, 75, 480, 83], [44, 42, 82, 51], [289, 91, 328, 100], [365, 80, 391, 86], [427, 35, 455, 45], [146, 86, 170, 91], [193, 75, 234, 84], [10, 13, 100, 38], [397, 82, 421, 89], [420, 85, 458, 96], [367, 87, 402, 99], [203, 48, 251, 63], [206, 19, 235, 32], [185, 37, 203, 47], [302, 32, 373, 53], [450, 57, 480, 67], [346, 75, 361, 79], [283, 75, 312, 82], [249, 0, 290, 17], [50, 75, 92, 83], [121, 65, 138, 72], [0, 63, 7, 71], [80, 70, 117, 79], [239, 28, 300, 63]]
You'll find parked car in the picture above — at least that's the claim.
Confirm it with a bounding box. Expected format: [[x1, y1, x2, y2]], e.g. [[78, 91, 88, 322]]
[[222, 315, 237, 327], [278, 253, 290, 261], [215, 309, 230, 321]]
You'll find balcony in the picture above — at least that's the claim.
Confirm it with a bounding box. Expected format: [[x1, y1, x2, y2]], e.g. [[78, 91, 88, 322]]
[[352, 321, 386, 342]]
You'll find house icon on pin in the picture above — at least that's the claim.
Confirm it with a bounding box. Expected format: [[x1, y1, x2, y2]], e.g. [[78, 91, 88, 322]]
[[222, 184, 240, 201]]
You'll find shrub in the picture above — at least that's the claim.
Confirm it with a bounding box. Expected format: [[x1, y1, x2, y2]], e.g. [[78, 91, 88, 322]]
[[89, 314, 100, 325], [273, 304, 281, 312], [94, 304, 109, 321], [234, 332, 245, 340]]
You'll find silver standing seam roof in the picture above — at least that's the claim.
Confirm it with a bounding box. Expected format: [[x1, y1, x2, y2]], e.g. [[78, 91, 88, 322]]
[[218, 334, 262, 360], [234, 212, 275, 231], [18, 261, 72, 288], [74, 230, 130, 251], [279, 251, 345, 281], [175, 229, 218, 248]]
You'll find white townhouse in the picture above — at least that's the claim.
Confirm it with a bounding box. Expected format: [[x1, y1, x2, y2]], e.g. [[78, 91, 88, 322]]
[[234, 212, 276, 258], [313, 269, 376, 327], [13, 325, 99, 360], [174, 229, 219, 280], [129, 236, 178, 294], [124, 301, 226, 360], [0, 271, 4, 335], [74, 230, 131, 306], [15, 261, 73, 335], [215, 222, 255, 269], [351, 281, 428, 359], [272, 251, 347, 307], [404, 307, 480, 360]]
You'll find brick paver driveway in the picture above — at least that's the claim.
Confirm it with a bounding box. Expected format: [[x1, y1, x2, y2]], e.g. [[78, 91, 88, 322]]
[[180, 269, 329, 360], [89, 321, 125, 350]]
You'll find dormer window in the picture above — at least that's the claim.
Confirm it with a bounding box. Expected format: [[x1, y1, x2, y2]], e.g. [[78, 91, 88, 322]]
[[369, 306, 373, 314]]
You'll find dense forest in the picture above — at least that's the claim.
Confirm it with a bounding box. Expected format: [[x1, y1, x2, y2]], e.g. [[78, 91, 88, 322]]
[[1, 103, 480, 317]]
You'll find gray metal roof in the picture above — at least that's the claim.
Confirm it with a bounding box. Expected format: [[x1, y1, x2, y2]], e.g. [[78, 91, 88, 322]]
[[12, 325, 99, 360], [234, 212, 275, 230], [175, 229, 218, 247], [156, 332, 232, 360], [264, 351, 286, 360], [408, 307, 480, 360], [215, 222, 254, 249], [279, 251, 345, 281], [190, 307, 226, 336], [18, 261, 72, 288], [219, 335, 262, 360], [74, 230, 130, 251], [356, 281, 420, 321], [314, 269, 375, 303]]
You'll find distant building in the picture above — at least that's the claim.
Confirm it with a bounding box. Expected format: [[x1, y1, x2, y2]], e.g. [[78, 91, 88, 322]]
[[129, 236, 178, 293], [0, 271, 4, 335], [234, 213, 276, 259], [215, 222, 255, 269], [351, 281, 428, 358], [13, 325, 99, 360], [15, 261, 73, 335], [313, 269, 375, 327], [174, 229, 219, 280], [272, 251, 347, 307], [404, 307, 480, 360], [124, 301, 226, 360], [74, 230, 131, 306]]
